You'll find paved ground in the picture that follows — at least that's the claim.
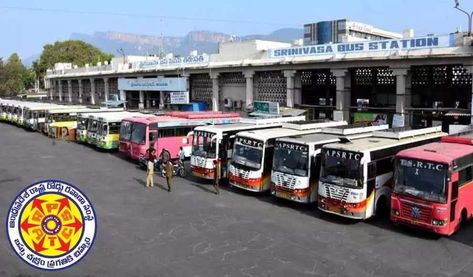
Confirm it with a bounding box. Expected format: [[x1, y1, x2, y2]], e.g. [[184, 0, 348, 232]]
[[2, 123, 473, 277]]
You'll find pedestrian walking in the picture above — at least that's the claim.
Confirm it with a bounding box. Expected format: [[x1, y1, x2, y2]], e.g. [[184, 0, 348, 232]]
[[213, 159, 221, 195], [165, 160, 173, 192], [146, 148, 156, 188]]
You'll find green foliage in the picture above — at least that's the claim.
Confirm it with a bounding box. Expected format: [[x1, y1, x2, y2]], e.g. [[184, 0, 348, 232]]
[[33, 40, 113, 88], [0, 53, 32, 96]]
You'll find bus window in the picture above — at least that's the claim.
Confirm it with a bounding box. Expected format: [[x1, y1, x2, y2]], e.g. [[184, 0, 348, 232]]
[[176, 127, 192, 136], [158, 128, 176, 138], [109, 122, 121, 134], [458, 166, 473, 187]]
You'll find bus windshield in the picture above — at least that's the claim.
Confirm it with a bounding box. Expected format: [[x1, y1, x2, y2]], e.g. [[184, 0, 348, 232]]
[[97, 122, 107, 136], [131, 123, 147, 144], [273, 145, 309, 177], [192, 131, 216, 159], [320, 149, 363, 187], [77, 118, 88, 130], [120, 121, 132, 140], [89, 120, 98, 132], [233, 142, 263, 170], [394, 158, 447, 203]]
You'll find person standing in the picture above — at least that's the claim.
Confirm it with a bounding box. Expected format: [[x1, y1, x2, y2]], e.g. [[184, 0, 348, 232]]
[[213, 159, 221, 195], [146, 148, 156, 188], [165, 160, 173, 192]]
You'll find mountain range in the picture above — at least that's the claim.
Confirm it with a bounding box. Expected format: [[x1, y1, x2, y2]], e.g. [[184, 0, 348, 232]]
[[70, 28, 303, 58], [23, 28, 303, 67]]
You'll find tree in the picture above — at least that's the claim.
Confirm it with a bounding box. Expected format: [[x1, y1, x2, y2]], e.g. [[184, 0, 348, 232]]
[[33, 40, 113, 88], [0, 53, 28, 96]]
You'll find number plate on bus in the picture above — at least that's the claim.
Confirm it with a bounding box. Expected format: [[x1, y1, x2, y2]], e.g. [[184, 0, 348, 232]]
[[276, 191, 291, 200]]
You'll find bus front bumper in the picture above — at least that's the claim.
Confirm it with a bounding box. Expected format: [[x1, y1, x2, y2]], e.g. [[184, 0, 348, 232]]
[[271, 184, 311, 203], [191, 166, 215, 180], [318, 196, 366, 219]]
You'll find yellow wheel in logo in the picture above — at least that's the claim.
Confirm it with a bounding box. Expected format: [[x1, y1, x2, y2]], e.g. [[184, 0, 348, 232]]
[[19, 193, 84, 258]]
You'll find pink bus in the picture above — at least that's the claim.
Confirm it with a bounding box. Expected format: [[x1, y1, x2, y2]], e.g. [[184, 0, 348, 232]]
[[119, 112, 240, 161]]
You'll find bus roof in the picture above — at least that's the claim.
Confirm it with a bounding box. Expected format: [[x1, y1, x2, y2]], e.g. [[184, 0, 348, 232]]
[[48, 107, 123, 114], [396, 142, 473, 165], [236, 127, 322, 142], [323, 127, 446, 153], [277, 131, 375, 147], [25, 104, 70, 111], [194, 122, 278, 133], [96, 112, 144, 122], [165, 111, 240, 119]]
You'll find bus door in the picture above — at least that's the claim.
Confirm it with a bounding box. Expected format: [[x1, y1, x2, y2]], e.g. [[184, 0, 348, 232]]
[[309, 154, 321, 202], [450, 173, 459, 223], [149, 130, 159, 154]]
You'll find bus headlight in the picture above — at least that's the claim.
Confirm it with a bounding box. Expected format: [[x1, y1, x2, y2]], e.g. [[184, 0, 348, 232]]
[[432, 219, 447, 226], [391, 209, 400, 216]]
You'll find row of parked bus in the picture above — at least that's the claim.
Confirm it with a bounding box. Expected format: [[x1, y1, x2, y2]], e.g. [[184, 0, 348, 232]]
[[189, 117, 473, 236], [2, 98, 473, 236]]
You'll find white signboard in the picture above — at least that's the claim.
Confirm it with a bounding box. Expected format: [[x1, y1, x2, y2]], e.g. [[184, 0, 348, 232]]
[[135, 54, 210, 70], [118, 77, 186, 91], [170, 91, 189, 104], [392, 114, 405, 128], [268, 34, 454, 58]]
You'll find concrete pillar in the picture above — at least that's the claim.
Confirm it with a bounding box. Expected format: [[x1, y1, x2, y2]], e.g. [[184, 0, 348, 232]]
[[67, 80, 72, 103], [294, 72, 302, 106], [119, 90, 126, 109], [159, 91, 164, 109], [138, 77, 144, 109], [78, 80, 83, 104], [103, 77, 109, 102], [331, 69, 351, 122], [466, 66, 473, 125], [90, 78, 96, 105], [210, 72, 220, 111], [393, 68, 411, 127], [49, 81, 54, 101], [244, 70, 255, 109], [181, 73, 191, 102], [284, 70, 296, 108], [58, 80, 63, 102]]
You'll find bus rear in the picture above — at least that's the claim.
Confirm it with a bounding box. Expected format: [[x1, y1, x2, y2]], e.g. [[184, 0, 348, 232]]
[[318, 127, 446, 220], [391, 135, 473, 235]]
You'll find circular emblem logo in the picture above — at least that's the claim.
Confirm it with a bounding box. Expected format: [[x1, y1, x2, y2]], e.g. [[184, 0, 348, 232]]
[[6, 180, 97, 271]]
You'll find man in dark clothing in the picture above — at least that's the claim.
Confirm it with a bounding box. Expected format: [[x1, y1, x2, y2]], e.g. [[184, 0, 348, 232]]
[[165, 160, 173, 192], [213, 159, 221, 195]]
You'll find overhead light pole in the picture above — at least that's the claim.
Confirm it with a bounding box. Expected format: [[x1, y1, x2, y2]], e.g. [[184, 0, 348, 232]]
[[454, 0, 473, 36]]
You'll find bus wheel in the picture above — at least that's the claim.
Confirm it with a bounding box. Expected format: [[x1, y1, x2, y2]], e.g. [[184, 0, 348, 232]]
[[460, 209, 468, 227], [376, 196, 389, 218], [178, 167, 186, 177]]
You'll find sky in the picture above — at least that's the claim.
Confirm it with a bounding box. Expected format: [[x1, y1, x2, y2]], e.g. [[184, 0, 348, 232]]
[[0, 0, 472, 62]]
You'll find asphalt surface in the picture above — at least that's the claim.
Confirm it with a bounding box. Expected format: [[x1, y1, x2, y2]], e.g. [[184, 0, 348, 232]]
[[2, 123, 473, 277]]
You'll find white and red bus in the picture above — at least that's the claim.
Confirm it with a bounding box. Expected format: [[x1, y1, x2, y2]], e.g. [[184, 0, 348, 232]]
[[318, 127, 446, 219], [228, 121, 347, 192], [391, 133, 473, 235], [119, 111, 240, 161], [190, 116, 306, 180], [270, 124, 389, 203]]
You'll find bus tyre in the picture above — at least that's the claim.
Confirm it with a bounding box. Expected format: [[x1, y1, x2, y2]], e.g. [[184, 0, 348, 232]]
[[460, 209, 468, 227], [178, 167, 186, 177]]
